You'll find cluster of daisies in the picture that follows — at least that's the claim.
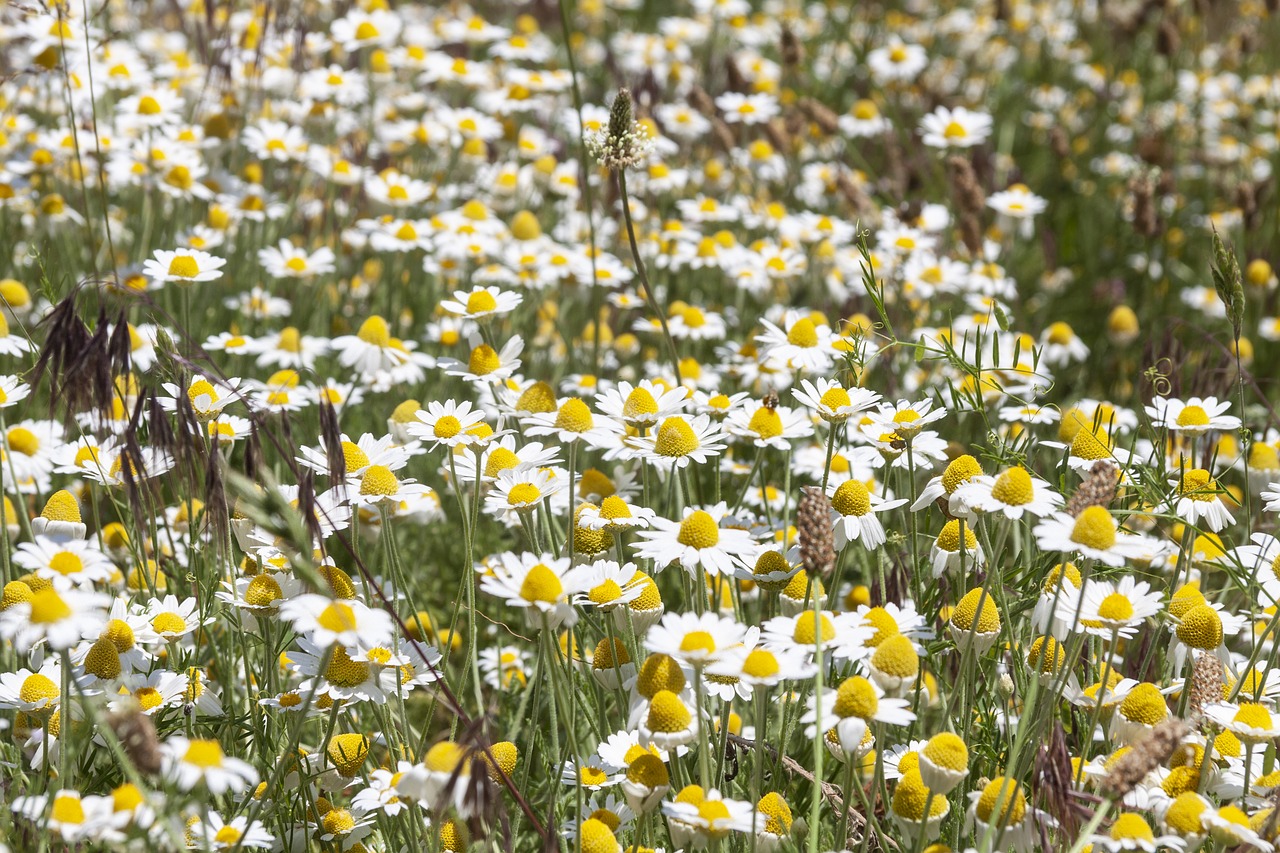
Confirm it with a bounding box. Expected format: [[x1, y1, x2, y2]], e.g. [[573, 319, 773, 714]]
[[3, 0, 1280, 850]]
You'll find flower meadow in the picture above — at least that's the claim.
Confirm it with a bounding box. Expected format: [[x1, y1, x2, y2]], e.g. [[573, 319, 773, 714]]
[[4, 1, 1280, 852]]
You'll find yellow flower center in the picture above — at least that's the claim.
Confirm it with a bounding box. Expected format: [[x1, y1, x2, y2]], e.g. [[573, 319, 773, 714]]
[[553, 399, 593, 433], [1176, 405, 1210, 427], [679, 630, 716, 655], [951, 588, 1000, 633], [786, 318, 819, 347], [1110, 813, 1155, 842], [325, 647, 370, 687], [991, 467, 1034, 505], [923, 733, 968, 772], [871, 634, 918, 677], [654, 417, 699, 457], [183, 739, 225, 768], [50, 793, 85, 825], [892, 771, 946, 821], [623, 388, 660, 421], [1119, 683, 1167, 725], [1177, 603, 1223, 650], [1165, 792, 1207, 835], [48, 551, 83, 576], [647, 689, 692, 732], [1071, 427, 1113, 461], [976, 777, 1027, 826], [598, 495, 632, 521], [936, 519, 976, 553], [943, 121, 968, 139], [819, 386, 852, 410], [19, 673, 58, 705], [793, 611, 836, 646], [167, 255, 200, 278], [317, 601, 357, 634], [41, 490, 81, 522], [831, 480, 872, 516], [359, 464, 399, 496], [29, 588, 71, 623], [519, 564, 563, 603], [245, 574, 283, 607], [742, 649, 780, 679], [677, 511, 720, 549], [587, 579, 623, 606], [506, 483, 542, 506], [1070, 506, 1117, 551], [1179, 468, 1215, 499], [941, 454, 982, 493], [466, 291, 498, 314], [748, 406, 784, 439], [356, 315, 391, 347], [6, 427, 38, 456]]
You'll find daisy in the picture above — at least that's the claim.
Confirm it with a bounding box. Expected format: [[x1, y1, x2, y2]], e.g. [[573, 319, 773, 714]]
[[988, 184, 1048, 220], [792, 378, 882, 423], [955, 467, 1064, 519], [569, 560, 646, 612], [1034, 507, 1155, 567], [964, 776, 1045, 853], [804, 674, 916, 756], [159, 374, 245, 421], [930, 518, 986, 577], [406, 399, 488, 451], [440, 286, 523, 320], [0, 586, 108, 652], [480, 552, 578, 629], [725, 400, 814, 450], [715, 92, 778, 124], [144, 595, 208, 642], [142, 248, 225, 284], [1197, 805, 1271, 850], [632, 503, 760, 577], [189, 813, 275, 850], [1203, 701, 1280, 745], [162, 737, 258, 794], [1039, 322, 1090, 366], [1057, 576, 1163, 639], [31, 491, 89, 543], [0, 374, 32, 408], [662, 788, 761, 847], [0, 658, 68, 715], [920, 106, 993, 149], [759, 610, 873, 663], [1091, 812, 1186, 852], [278, 594, 393, 650], [331, 315, 419, 376], [451, 435, 560, 484], [827, 479, 906, 549], [594, 380, 687, 429], [840, 99, 892, 137], [645, 611, 748, 669], [525, 396, 622, 447], [1170, 468, 1234, 532], [577, 495, 658, 531], [13, 790, 110, 843], [111, 670, 190, 717], [867, 38, 928, 82], [484, 465, 564, 518], [345, 465, 435, 509], [297, 432, 416, 478], [443, 335, 526, 385], [755, 312, 836, 372], [636, 414, 727, 470], [1146, 396, 1241, 437], [258, 239, 335, 279], [13, 537, 113, 589]]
